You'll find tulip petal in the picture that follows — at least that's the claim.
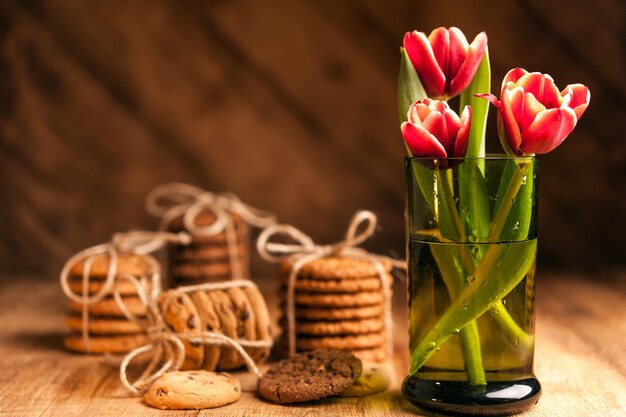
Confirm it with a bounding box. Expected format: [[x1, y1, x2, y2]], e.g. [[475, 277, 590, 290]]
[[443, 108, 462, 154], [521, 107, 577, 154], [520, 92, 546, 131], [452, 105, 471, 157], [407, 102, 431, 124], [449, 31, 487, 98], [421, 111, 448, 149], [448, 27, 470, 81], [428, 28, 449, 80], [402, 122, 448, 158], [427, 98, 448, 113], [514, 72, 560, 107], [475, 93, 500, 108], [500, 86, 525, 153], [502, 68, 528, 90], [563, 84, 591, 119], [404, 31, 446, 98]]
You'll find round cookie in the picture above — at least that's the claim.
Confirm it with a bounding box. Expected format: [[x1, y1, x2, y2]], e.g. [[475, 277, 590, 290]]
[[296, 331, 385, 351], [166, 210, 246, 232], [172, 274, 233, 286], [281, 276, 385, 293], [293, 318, 383, 336], [292, 291, 385, 307], [160, 291, 204, 370], [189, 291, 223, 371], [225, 287, 256, 368], [68, 296, 147, 317], [258, 349, 362, 404], [294, 304, 384, 321], [171, 260, 248, 280], [67, 276, 150, 296], [281, 256, 392, 280], [242, 286, 272, 363], [339, 361, 392, 397], [171, 243, 248, 262], [70, 252, 153, 278], [66, 314, 144, 334], [64, 334, 148, 353], [350, 347, 389, 363], [144, 370, 241, 410], [207, 290, 240, 370]]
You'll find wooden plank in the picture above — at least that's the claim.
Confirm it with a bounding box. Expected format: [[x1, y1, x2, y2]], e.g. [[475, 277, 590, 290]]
[[0, 274, 624, 416]]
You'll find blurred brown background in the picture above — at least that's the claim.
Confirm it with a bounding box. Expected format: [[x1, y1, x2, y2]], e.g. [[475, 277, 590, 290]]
[[0, 0, 624, 278]]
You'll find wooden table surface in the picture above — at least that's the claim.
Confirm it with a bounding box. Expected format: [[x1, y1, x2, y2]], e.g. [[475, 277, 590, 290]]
[[0, 273, 624, 417]]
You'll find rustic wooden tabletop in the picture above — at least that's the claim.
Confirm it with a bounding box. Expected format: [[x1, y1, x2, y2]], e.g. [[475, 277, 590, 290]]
[[0, 273, 623, 417]]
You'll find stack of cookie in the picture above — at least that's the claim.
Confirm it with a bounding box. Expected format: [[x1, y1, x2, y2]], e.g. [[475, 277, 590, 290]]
[[166, 211, 250, 287], [277, 257, 393, 362], [63, 253, 152, 354], [159, 283, 272, 371]]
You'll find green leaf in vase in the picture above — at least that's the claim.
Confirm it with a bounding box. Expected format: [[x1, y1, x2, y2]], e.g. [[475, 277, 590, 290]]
[[397, 47, 427, 125]]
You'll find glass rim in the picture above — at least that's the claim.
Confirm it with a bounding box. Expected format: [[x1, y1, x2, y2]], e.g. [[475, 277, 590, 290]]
[[405, 154, 535, 162]]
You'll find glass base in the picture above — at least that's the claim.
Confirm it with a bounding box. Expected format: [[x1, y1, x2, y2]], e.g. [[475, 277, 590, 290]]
[[402, 375, 541, 416]]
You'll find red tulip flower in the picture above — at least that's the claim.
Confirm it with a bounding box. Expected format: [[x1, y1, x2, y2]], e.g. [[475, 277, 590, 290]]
[[403, 27, 488, 100], [477, 68, 590, 155], [401, 99, 471, 159]]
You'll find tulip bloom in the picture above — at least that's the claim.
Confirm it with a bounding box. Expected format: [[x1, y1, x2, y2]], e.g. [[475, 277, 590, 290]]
[[477, 68, 590, 155], [403, 27, 488, 100], [401, 99, 471, 159]]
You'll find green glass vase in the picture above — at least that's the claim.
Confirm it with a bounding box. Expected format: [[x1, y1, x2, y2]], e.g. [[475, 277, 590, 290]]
[[402, 156, 541, 416]]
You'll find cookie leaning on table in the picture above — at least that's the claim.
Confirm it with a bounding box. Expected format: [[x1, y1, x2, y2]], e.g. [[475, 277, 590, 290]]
[[207, 290, 240, 370], [160, 291, 205, 370], [189, 291, 223, 371], [242, 285, 272, 363], [225, 287, 257, 366]]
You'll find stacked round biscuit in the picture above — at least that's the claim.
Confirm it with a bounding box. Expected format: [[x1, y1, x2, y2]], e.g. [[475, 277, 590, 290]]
[[63, 253, 151, 354], [166, 211, 250, 286], [159, 285, 272, 371], [277, 257, 392, 362]]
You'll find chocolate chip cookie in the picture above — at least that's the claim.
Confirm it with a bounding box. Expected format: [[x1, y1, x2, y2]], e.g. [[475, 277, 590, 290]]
[[258, 349, 362, 404]]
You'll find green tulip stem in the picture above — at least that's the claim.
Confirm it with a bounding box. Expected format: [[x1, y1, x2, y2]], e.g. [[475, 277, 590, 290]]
[[485, 161, 535, 350], [432, 169, 486, 385], [488, 162, 530, 240], [490, 302, 534, 351], [434, 169, 475, 272]]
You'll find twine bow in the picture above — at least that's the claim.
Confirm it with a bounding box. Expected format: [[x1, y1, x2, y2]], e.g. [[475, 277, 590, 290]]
[[60, 231, 191, 353], [118, 279, 272, 395], [257, 210, 405, 357], [146, 183, 277, 280]]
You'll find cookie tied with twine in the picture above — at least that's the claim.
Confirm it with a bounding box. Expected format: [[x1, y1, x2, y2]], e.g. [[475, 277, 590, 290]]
[[118, 279, 273, 395], [146, 183, 277, 284], [60, 231, 191, 354], [257, 210, 405, 360]]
